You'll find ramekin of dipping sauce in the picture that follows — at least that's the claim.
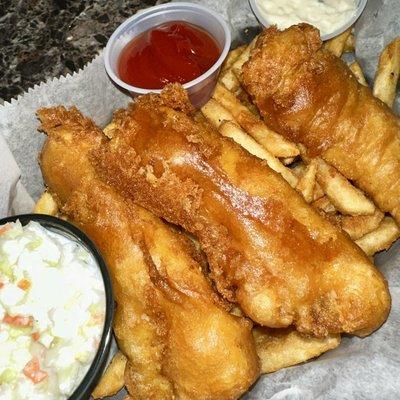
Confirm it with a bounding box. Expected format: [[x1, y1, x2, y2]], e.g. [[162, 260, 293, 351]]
[[0, 214, 114, 400], [104, 2, 231, 108], [249, 0, 367, 41]]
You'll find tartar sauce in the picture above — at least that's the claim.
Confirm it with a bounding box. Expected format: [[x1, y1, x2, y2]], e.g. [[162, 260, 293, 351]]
[[0, 221, 105, 400], [255, 0, 357, 37]]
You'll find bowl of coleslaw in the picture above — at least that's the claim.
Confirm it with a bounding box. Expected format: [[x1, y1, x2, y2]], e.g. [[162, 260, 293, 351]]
[[0, 214, 114, 400]]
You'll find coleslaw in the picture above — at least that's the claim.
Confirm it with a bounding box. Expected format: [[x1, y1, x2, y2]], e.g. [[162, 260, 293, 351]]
[[0, 220, 106, 400]]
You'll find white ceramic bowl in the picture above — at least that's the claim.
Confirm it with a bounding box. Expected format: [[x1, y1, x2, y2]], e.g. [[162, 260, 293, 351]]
[[248, 0, 368, 41], [104, 2, 231, 108]]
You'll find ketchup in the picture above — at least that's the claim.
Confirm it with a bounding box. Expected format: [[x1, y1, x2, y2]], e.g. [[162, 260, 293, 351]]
[[118, 21, 221, 89]]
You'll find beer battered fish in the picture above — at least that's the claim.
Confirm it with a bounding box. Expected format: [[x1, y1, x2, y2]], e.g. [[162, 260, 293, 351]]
[[242, 24, 400, 225], [91, 85, 391, 338], [38, 106, 260, 400]]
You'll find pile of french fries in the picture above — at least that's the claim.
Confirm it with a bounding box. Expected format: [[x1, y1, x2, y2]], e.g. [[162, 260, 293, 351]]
[[201, 28, 400, 257]]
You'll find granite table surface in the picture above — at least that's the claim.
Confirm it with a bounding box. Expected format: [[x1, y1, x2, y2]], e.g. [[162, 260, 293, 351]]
[[0, 0, 168, 103]]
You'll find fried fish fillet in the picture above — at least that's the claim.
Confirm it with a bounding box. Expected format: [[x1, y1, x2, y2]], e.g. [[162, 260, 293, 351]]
[[38, 107, 260, 400], [242, 24, 400, 225], [91, 85, 390, 338]]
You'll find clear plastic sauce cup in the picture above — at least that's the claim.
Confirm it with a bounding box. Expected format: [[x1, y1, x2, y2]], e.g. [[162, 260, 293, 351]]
[[104, 2, 231, 108]]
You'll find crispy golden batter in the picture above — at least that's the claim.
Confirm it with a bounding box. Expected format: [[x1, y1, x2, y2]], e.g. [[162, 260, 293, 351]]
[[242, 24, 400, 226], [91, 85, 390, 338], [38, 106, 260, 400]]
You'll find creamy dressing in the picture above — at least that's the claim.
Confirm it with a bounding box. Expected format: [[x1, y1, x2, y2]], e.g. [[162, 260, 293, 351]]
[[255, 0, 357, 37], [0, 221, 105, 400]]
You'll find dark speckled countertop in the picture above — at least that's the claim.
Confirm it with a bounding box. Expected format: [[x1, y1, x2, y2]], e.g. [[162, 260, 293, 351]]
[[0, 0, 168, 102]]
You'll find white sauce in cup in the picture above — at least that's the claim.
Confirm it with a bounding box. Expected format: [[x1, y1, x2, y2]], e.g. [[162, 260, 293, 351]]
[[255, 0, 357, 37], [0, 221, 106, 400]]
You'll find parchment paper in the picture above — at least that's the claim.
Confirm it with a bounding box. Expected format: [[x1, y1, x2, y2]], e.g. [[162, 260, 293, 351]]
[[0, 1, 399, 399]]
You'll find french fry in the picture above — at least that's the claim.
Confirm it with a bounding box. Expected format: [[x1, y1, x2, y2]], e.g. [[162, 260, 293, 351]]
[[296, 159, 317, 203], [201, 98, 236, 128], [33, 191, 58, 216], [251, 302, 340, 373], [323, 27, 352, 57], [373, 37, 400, 108], [349, 61, 368, 86], [312, 182, 325, 201], [92, 352, 127, 399], [253, 327, 340, 374], [218, 121, 299, 188], [356, 217, 400, 256], [219, 69, 241, 92], [314, 158, 376, 216], [343, 33, 355, 53], [341, 209, 384, 240], [312, 196, 336, 213], [322, 209, 385, 240], [231, 37, 258, 81], [291, 162, 324, 200], [212, 83, 299, 158], [202, 98, 298, 187], [221, 45, 246, 72]]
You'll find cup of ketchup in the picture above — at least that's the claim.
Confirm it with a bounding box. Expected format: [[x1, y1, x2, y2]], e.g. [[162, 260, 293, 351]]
[[104, 2, 231, 108]]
